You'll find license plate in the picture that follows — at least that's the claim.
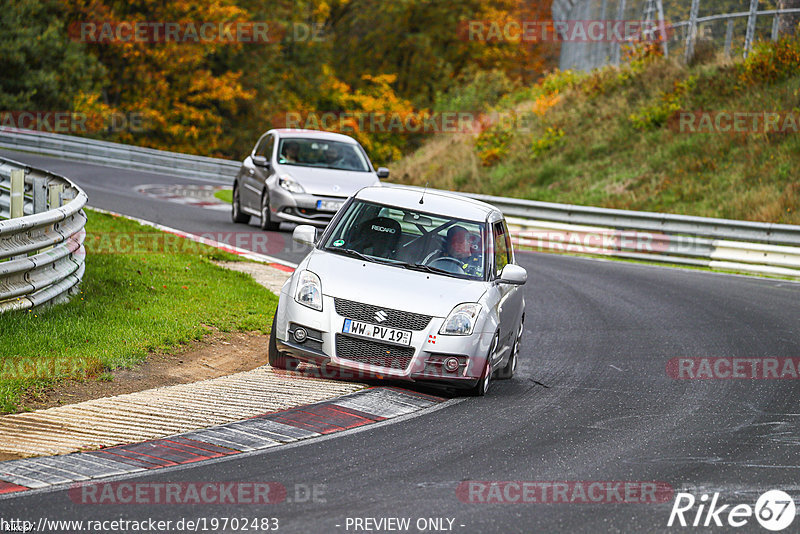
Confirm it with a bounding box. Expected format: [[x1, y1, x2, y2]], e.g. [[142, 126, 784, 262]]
[[342, 319, 412, 346], [317, 200, 343, 212]]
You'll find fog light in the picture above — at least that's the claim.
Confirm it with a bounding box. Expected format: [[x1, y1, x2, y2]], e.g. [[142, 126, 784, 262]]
[[444, 357, 460, 373], [294, 328, 307, 343]]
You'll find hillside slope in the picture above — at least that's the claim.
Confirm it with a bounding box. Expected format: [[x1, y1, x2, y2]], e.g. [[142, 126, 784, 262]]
[[392, 39, 800, 225]]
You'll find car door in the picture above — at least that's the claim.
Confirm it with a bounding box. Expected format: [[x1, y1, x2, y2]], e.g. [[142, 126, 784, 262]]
[[492, 220, 518, 360], [242, 133, 274, 209]]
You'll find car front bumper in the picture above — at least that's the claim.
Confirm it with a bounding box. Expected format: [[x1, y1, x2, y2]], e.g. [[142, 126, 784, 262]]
[[269, 189, 346, 227], [274, 294, 494, 389]]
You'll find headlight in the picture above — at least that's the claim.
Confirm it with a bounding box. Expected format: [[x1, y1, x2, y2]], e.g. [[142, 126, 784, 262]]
[[439, 303, 482, 336], [294, 270, 322, 311], [279, 174, 305, 194]]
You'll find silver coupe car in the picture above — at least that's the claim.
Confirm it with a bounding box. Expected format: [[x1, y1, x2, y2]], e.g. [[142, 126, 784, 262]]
[[269, 185, 527, 395], [232, 129, 389, 230]]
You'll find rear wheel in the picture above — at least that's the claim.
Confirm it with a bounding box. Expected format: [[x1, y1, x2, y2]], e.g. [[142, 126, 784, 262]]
[[268, 314, 301, 371], [260, 193, 281, 231], [231, 184, 249, 224]]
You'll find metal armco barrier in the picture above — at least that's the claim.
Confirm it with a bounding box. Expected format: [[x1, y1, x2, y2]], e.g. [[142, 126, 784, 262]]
[[0, 127, 237, 184], [1, 128, 799, 278], [505, 217, 800, 278], [0, 156, 87, 312]]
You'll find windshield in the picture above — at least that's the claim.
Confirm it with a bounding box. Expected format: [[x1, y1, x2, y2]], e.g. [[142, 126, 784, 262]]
[[277, 138, 370, 172], [321, 199, 487, 281]]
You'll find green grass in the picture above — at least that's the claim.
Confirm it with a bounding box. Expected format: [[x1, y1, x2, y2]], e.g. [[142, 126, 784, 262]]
[[214, 188, 233, 204], [392, 38, 800, 226], [0, 209, 278, 413]]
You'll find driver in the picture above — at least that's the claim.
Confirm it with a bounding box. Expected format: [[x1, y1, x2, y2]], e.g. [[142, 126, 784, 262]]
[[442, 226, 483, 276], [281, 141, 300, 163], [323, 146, 343, 166]]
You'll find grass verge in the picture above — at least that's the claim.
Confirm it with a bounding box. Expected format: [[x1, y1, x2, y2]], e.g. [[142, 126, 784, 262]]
[[0, 209, 278, 413], [214, 188, 233, 204]]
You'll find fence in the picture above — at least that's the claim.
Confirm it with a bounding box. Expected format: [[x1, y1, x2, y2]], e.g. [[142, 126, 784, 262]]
[[552, 0, 800, 71], [0, 157, 88, 312], [1, 127, 799, 279]]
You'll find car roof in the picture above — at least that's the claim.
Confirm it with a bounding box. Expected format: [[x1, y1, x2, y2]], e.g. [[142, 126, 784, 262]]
[[354, 185, 502, 222], [270, 129, 360, 145]]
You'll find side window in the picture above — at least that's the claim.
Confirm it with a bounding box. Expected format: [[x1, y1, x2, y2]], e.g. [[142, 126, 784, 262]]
[[493, 221, 511, 277], [255, 134, 274, 159]]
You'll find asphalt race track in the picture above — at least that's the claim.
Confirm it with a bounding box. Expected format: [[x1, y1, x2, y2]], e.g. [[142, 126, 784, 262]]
[[0, 149, 312, 265], [1, 150, 800, 532]]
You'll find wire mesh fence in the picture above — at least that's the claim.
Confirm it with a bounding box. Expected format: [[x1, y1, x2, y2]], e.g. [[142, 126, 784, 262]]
[[552, 0, 800, 71]]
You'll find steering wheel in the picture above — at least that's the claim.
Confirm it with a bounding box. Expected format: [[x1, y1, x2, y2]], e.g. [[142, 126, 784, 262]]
[[428, 256, 466, 272]]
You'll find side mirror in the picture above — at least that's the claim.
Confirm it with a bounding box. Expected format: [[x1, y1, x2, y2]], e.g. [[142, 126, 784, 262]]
[[293, 225, 317, 246], [376, 167, 390, 179], [252, 155, 270, 168], [499, 264, 527, 285]]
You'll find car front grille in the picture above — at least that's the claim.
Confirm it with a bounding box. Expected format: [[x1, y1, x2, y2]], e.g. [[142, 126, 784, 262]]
[[334, 298, 432, 331], [335, 334, 414, 370]]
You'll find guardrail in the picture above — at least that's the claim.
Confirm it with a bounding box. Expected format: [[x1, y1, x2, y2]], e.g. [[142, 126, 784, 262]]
[[0, 127, 237, 184], [1, 127, 798, 279], [0, 156, 87, 312]]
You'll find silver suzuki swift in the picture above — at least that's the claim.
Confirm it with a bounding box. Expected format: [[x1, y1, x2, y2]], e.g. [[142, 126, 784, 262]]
[[269, 185, 527, 395]]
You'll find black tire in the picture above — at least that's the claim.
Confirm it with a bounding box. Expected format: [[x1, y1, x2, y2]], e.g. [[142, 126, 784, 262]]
[[231, 184, 250, 224], [470, 335, 497, 396], [259, 193, 281, 232], [268, 314, 301, 371], [496, 319, 523, 380]]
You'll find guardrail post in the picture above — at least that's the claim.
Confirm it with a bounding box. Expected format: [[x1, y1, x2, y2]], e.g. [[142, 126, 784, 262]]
[[10, 169, 24, 219], [32, 177, 47, 214], [772, 14, 780, 40], [744, 0, 759, 58], [724, 18, 735, 57], [48, 183, 63, 210], [684, 0, 700, 64]]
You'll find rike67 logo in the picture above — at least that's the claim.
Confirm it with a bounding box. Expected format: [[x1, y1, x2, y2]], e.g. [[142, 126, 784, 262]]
[[668, 490, 796, 531]]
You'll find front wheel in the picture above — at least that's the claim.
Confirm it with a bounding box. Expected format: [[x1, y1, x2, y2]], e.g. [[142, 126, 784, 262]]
[[268, 314, 301, 371], [470, 336, 497, 396], [496, 320, 523, 380]]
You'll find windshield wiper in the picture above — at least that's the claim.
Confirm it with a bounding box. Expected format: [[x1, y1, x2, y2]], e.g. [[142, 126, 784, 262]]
[[329, 247, 371, 261], [330, 248, 396, 265], [398, 262, 459, 277]]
